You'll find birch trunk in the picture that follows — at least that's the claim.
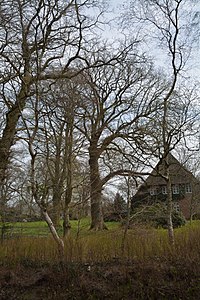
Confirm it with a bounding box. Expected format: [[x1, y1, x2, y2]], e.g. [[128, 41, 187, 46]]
[[42, 209, 64, 257], [166, 175, 175, 246]]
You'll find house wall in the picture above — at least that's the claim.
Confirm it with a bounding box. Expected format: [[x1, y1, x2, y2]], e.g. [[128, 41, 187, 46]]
[[132, 185, 196, 220], [179, 195, 192, 219], [131, 154, 200, 220]]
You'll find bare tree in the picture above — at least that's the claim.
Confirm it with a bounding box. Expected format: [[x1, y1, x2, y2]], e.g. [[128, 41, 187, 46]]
[[40, 80, 76, 229], [75, 46, 167, 230], [0, 0, 107, 185], [123, 0, 199, 244], [20, 90, 65, 256], [20, 77, 87, 236]]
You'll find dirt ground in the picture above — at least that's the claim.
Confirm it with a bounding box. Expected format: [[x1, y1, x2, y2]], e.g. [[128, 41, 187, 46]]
[[0, 259, 199, 299]]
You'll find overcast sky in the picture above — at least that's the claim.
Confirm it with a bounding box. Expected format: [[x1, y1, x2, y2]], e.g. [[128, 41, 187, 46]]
[[106, 0, 200, 83]]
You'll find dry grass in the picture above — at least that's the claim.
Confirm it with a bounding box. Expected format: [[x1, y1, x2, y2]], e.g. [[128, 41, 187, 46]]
[[0, 221, 200, 265], [1, 221, 200, 299]]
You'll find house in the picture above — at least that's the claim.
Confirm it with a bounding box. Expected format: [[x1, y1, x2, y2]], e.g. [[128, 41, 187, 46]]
[[131, 154, 200, 219]]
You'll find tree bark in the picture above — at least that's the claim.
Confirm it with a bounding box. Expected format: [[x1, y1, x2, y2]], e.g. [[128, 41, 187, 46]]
[[63, 123, 73, 237], [89, 144, 107, 230], [51, 189, 62, 228], [42, 209, 64, 257], [166, 175, 175, 246], [0, 78, 31, 183], [63, 173, 72, 238], [63, 206, 71, 238]]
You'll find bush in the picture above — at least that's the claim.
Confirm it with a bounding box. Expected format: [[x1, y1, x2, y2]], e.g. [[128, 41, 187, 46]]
[[192, 213, 200, 220], [130, 203, 186, 228], [104, 212, 127, 222]]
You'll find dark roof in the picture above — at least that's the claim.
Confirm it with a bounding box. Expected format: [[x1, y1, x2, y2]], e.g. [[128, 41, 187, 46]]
[[145, 153, 197, 186]]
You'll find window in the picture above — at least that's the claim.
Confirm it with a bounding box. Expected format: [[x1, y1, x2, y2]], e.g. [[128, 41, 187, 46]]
[[172, 184, 179, 194], [149, 186, 157, 195], [185, 183, 192, 193], [162, 186, 167, 194], [173, 202, 180, 212]]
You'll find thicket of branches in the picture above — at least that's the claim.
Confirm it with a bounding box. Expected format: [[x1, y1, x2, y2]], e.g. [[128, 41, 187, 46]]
[[0, 0, 200, 250]]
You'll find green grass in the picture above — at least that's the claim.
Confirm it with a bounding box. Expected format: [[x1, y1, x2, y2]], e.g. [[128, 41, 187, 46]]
[[0, 218, 121, 238], [0, 220, 49, 237]]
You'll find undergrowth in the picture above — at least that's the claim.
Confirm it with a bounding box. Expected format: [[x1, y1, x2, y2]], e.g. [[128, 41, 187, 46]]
[[1, 221, 200, 299], [0, 220, 200, 266]]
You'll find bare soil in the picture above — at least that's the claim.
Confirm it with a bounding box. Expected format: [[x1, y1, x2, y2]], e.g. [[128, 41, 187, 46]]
[[0, 258, 199, 299]]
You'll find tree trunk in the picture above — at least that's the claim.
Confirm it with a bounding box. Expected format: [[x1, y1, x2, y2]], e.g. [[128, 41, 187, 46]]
[[28, 135, 65, 258], [121, 176, 131, 256], [0, 182, 6, 224], [63, 206, 71, 238], [166, 164, 175, 246], [0, 78, 31, 183], [89, 145, 107, 230], [166, 184, 174, 245], [42, 209, 64, 257], [63, 186, 72, 238], [63, 128, 73, 238], [51, 191, 62, 228], [90, 188, 106, 230]]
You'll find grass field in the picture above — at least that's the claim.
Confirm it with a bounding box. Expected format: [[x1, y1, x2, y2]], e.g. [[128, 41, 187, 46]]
[[0, 218, 119, 239]]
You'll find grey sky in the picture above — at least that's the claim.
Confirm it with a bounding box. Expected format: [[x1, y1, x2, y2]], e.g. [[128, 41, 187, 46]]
[[107, 0, 200, 82]]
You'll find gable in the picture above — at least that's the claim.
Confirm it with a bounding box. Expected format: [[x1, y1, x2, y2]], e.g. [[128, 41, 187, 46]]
[[132, 154, 200, 219], [145, 154, 198, 186]]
